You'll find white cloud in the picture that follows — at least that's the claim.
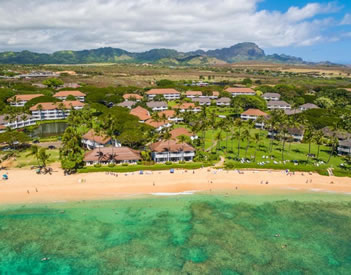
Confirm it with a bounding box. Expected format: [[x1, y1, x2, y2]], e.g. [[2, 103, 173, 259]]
[[341, 13, 351, 25], [0, 0, 344, 52]]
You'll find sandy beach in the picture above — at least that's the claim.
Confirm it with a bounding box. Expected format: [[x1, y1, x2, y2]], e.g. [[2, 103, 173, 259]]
[[0, 168, 351, 204], [0, 167, 351, 205]]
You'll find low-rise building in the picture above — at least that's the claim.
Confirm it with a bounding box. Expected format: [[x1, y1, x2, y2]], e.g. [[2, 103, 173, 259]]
[[146, 101, 168, 111], [216, 97, 231, 106], [173, 103, 201, 113], [268, 127, 305, 142], [30, 101, 85, 120], [185, 91, 202, 98], [145, 119, 172, 132], [81, 129, 121, 150], [240, 109, 268, 128], [338, 140, 351, 156], [0, 114, 37, 131], [158, 110, 183, 122], [299, 103, 319, 111], [262, 93, 281, 101], [53, 90, 86, 102], [192, 97, 211, 106], [7, 94, 44, 107], [146, 88, 180, 100], [267, 101, 291, 110], [322, 127, 351, 141], [123, 94, 143, 101], [84, 147, 141, 166], [150, 140, 195, 162], [209, 91, 219, 99], [170, 127, 198, 141], [117, 101, 136, 109], [225, 87, 256, 97], [130, 106, 151, 122]]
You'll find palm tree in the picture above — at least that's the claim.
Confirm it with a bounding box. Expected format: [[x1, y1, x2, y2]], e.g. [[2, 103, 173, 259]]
[[242, 128, 251, 159], [177, 135, 188, 161], [304, 125, 315, 162], [253, 132, 261, 162], [314, 130, 324, 160], [162, 130, 172, 162], [327, 136, 338, 164], [234, 119, 243, 158], [215, 131, 222, 153], [37, 104, 43, 120]]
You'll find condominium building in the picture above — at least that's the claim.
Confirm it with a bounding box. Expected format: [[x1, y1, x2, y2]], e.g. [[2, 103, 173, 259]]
[[7, 94, 44, 107], [225, 87, 256, 97], [30, 101, 85, 120], [53, 91, 86, 102], [267, 101, 291, 110], [81, 129, 121, 150], [216, 97, 231, 106], [146, 88, 180, 100], [84, 147, 141, 166], [146, 101, 168, 111], [262, 93, 281, 101], [150, 140, 195, 162]]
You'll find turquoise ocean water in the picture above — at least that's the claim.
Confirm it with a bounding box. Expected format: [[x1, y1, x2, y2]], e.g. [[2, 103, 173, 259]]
[[0, 193, 351, 274]]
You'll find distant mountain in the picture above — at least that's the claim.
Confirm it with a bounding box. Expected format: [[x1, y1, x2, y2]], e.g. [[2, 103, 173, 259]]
[[0, 42, 339, 65]]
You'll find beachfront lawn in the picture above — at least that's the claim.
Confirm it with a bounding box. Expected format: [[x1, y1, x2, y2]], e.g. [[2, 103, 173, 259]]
[[78, 162, 212, 173], [10, 149, 60, 168]]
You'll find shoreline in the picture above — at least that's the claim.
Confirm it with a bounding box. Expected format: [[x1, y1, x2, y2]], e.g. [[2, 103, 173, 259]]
[[1, 167, 351, 206]]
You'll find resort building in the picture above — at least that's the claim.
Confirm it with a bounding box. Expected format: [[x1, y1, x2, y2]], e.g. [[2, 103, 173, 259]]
[[216, 97, 231, 106], [268, 127, 305, 142], [170, 127, 198, 141], [145, 119, 172, 132], [240, 109, 268, 128], [262, 93, 281, 101], [83, 147, 141, 166], [81, 129, 121, 150], [338, 140, 351, 156], [174, 103, 201, 113], [225, 87, 256, 97], [267, 101, 291, 110], [322, 127, 351, 141], [209, 91, 219, 99], [30, 101, 85, 121], [130, 106, 151, 122], [146, 101, 168, 111], [0, 114, 37, 131], [117, 101, 136, 109], [150, 140, 196, 162], [7, 94, 44, 107], [186, 91, 202, 98], [53, 91, 86, 102], [192, 97, 211, 106], [123, 94, 143, 101], [158, 110, 183, 122], [146, 88, 180, 101], [299, 103, 319, 111]]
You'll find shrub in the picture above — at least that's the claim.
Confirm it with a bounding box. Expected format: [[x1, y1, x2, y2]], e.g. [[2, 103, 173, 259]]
[[94, 164, 102, 168], [165, 161, 173, 165], [179, 161, 186, 164], [122, 163, 129, 166], [108, 163, 115, 168]]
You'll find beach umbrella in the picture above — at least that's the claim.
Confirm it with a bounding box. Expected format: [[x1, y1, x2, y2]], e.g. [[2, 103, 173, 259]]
[[2, 174, 8, 180], [170, 169, 174, 174], [139, 170, 144, 175]]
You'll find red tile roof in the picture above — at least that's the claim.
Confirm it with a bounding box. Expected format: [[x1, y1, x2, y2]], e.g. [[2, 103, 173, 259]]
[[173, 103, 197, 110], [7, 94, 44, 102], [170, 128, 193, 139], [186, 91, 202, 96], [82, 129, 111, 144], [123, 94, 143, 100], [145, 119, 170, 128], [212, 91, 219, 96], [54, 90, 86, 97], [146, 88, 180, 95], [150, 140, 195, 152], [241, 109, 268, 116], [226, 88, 255, 93], [29, 101, 84, 111], [130, 106, 150, 121], [158, 110, 176, 119]]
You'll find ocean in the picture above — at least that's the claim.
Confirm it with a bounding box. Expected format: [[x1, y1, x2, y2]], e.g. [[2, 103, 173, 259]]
[[0, 193, 351, 274]]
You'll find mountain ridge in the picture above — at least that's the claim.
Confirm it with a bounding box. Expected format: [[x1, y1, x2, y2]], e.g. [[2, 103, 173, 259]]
[[0, 42, 340, 66]]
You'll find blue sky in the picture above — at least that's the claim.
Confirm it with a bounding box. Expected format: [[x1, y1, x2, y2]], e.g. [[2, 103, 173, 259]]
[[260, 0, 351, 63], [0, 0, 350, 63]]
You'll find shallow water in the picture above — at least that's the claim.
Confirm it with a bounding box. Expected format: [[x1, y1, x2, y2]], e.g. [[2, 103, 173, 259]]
[[0, 193, 351, 274]]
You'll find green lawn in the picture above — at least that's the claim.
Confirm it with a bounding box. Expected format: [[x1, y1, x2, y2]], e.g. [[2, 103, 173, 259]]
[[12, 149, 60, 168], [196, 128, 351, 176]]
